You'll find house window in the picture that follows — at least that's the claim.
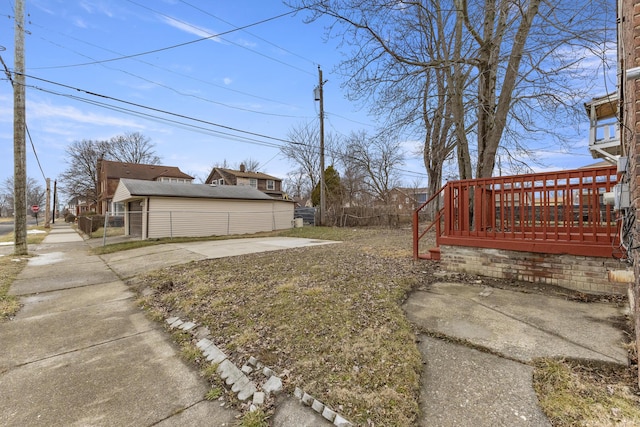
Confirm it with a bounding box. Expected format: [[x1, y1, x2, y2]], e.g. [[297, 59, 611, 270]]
[[250, 178, 257, 188], [218, 179, 224, 185], [266, 180, 275, 190]]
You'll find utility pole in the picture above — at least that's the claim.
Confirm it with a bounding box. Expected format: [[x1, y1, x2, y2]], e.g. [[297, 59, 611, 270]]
[[52, 180, 57, 224], [45, 178, 50, 228], [13, 0, 27, 255], [317, 65, 326, 226]]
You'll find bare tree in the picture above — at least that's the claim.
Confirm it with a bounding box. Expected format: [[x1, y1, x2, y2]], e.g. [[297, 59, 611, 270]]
[[282, 168, 311, 200], [282, 122, 338, 194], [211, 159, 231, 169], [107, 132, 160, 164], [59, 133, 160, 207], [59, 139, 106, 207], [2, 176, 45, 213], [291, 0, 613, 181], [237, 158, 261, 172], [341, 130, 404, 204]]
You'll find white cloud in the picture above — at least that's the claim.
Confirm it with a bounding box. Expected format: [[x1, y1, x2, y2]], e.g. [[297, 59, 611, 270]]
[[236, 38, 257, 48], [28, 100, 144, 129], [73, 17, 88, 29], [161, 16, 222, 42], [79, 1, 114, 18], [223, 77, 233, 85]]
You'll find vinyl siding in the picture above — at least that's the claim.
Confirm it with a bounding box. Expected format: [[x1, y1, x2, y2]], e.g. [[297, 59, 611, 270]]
[[145, 197, 293, 239]]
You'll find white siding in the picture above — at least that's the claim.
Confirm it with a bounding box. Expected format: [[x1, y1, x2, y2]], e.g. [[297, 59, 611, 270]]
[[113, 182, 132, 202], [145, 197, 293, 239]]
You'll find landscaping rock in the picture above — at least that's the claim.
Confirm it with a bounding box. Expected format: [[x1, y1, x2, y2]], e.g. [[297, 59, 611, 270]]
[[217, 360, 243, 386], [253, 391, 265, 406], [333, 414, 353, 427], [203, 343, 227, 365], [263, 375, 283, 396], [301, 392, 314, 406], [237, 382, 257, 401], [322, 406, 337, 422], [179, 321, 196, 331], [311, 399, 324, 413]]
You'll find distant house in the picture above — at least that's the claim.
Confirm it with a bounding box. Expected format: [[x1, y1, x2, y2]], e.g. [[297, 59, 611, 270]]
[[381, 187, 430, 210], [205, 164, 284, 199], [97, 159, 193, 214], [67, 196, 95, 216], [113, 178, 294, 239]]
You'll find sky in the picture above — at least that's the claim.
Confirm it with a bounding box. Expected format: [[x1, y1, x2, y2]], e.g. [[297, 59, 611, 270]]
[[0, 0, 617, 201]]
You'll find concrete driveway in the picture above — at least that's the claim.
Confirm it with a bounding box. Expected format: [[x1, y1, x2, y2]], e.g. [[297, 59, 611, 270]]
[[100, 237, 339, 279]]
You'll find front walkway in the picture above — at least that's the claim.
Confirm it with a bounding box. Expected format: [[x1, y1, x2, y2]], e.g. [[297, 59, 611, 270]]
[[404, 281, 628, 426], [0, 224, 240, 426]]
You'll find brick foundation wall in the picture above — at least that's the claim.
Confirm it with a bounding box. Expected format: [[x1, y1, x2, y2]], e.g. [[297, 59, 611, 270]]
[[440, 245, 629, 295]]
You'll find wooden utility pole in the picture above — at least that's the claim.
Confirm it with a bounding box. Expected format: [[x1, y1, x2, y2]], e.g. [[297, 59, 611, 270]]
[[45, 178, 50, 228], [52, 180, 57, 224], [13, 0, 27, 255], [317, 66, 326, 226]]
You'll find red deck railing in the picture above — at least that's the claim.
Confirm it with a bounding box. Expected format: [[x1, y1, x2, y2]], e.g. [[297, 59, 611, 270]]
[[414, 166, 620, 259]]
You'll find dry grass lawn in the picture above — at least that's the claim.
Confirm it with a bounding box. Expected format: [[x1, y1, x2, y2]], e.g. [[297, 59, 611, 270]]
[[129, 226, 639, 426], [534, 358, 640, 426], [134, 227, 426, 426], [0, 256, 26, 320]]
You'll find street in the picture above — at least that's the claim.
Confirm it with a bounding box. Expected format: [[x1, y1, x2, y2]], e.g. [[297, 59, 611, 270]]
[[0, 217, 39, 237]]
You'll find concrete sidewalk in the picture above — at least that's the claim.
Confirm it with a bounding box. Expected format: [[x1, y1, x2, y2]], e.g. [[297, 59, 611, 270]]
[[404, 282, 628, 427], [0, 224, 336, 426]]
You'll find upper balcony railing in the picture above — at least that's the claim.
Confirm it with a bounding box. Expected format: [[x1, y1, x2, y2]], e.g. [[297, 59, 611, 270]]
[[414, 166, 620, 259], [586, 93, 621, 162]]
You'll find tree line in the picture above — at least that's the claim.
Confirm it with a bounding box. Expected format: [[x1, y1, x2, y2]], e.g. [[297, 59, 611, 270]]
[[287, 0, 613, 208]]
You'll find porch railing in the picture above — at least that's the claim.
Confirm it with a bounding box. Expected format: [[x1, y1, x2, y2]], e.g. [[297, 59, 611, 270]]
[[414, 165, 620, 259]]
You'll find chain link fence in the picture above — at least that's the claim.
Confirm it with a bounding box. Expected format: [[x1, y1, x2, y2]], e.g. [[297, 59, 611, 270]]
[[92, 208, 293, 245]]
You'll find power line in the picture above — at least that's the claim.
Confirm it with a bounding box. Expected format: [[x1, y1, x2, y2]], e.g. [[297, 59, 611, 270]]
[[20, 73, 297, 146], [31, 8, 300, 69], [178, 0, 317, 67], [125, 0, 314, 76], [26, 125, 46, 181], [0, 54, 46, 181], [29, 21, 310, 112]]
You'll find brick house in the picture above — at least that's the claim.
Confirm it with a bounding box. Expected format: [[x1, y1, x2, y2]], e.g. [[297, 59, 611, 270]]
[[205, 164, 284, 199], [97, 159, 193, 214], [620, 0, 640, 380]]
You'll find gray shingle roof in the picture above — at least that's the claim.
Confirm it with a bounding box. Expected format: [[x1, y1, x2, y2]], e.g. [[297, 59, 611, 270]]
[[118, 178, 277, 201]]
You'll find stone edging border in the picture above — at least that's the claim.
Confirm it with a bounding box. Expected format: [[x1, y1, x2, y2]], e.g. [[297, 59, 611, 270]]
[[165, 315, 354, 427]]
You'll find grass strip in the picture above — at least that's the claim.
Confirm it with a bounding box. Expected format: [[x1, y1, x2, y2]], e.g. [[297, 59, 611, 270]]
[[0, 256, 27, 320], [533, 358, 640, 426]]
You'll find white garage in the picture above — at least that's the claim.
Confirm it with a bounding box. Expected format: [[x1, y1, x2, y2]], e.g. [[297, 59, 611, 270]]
[[113, 178, 294, 239]]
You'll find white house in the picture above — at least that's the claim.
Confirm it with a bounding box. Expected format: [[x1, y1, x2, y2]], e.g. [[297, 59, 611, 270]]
[[113, 178, 294, 239]]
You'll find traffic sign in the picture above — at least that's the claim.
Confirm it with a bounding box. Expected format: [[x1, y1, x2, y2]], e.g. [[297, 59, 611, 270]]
[[31, 205, 39, 213]]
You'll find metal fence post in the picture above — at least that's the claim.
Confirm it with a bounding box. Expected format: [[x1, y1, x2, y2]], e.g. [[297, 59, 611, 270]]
[[169, 211, 173, 239], [102, 212, 108, 247]]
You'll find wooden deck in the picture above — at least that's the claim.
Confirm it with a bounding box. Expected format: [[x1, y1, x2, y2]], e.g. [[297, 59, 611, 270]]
[[414, 166, 620, 259]]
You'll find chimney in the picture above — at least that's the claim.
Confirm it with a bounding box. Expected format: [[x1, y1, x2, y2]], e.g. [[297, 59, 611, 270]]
[[239, 163, 246, 172]]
